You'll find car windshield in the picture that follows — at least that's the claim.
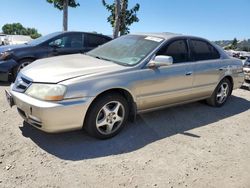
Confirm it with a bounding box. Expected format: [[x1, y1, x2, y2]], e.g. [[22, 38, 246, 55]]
[[26, 32, 61, 46], [87, 35, 164, 66]]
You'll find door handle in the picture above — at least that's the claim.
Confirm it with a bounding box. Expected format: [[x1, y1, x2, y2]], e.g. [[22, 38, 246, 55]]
[[218, 68, 224, 71], [217, 67, 227, 71], [185, 72, 193, 76]]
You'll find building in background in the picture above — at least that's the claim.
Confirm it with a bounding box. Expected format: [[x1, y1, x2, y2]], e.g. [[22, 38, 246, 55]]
[[4, 35, 32, 45], [0, 34, 7, 45]]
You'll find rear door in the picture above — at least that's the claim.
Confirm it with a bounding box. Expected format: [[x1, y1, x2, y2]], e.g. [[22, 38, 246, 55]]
[[189, 39, 223, 97]]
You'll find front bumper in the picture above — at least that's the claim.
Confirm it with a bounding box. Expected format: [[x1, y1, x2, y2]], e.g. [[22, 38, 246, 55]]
[[10, 87, 94, 133], [0, 59, 18, 81]]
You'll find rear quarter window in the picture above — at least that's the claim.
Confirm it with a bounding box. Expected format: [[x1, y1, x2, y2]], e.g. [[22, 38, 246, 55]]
[[190, 39, 220, 61]]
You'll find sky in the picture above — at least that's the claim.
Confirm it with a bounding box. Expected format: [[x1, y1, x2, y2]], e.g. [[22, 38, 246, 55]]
[[0, 0, 249, 41]]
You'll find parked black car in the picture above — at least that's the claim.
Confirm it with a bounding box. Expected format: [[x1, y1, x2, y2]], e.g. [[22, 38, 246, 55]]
[[0, 31, 112, 82]]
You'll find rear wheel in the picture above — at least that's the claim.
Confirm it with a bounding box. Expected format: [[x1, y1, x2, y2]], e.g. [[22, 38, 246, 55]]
[[206, 78, 232, 107], [84, 94, 129, 139]]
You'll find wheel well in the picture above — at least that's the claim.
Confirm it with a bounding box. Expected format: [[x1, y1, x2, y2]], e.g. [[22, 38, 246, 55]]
[[224, 76, 234, 87], [13, 57, 36, 71], [11, 57, 36, 81], [13, 57, 35, 72], [84, 88, 137, 126], [18, 57, 36, 63], [224, 76, 234, 95]]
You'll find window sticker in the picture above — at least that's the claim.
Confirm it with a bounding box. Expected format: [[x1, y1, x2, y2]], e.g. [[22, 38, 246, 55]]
[[145, 36, 163, 42]]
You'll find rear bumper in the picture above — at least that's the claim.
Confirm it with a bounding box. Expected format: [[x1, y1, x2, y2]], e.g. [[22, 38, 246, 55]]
[[10, 86, 94, 133], [233, 72, 245, 89], [0, 59, 18, 81]]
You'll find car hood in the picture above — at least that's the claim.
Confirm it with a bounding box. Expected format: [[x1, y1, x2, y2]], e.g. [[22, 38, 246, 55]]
[[0, 44, 32, 53], [21, 54, 126, 83]]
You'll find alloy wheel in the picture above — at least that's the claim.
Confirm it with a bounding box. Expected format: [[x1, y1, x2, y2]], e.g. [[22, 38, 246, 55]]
[[96, 101, 125, 135], [216, 82, 229, 104], [17, 61, 31, 73]]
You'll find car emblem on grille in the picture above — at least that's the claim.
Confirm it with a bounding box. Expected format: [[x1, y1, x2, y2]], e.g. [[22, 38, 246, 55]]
[[16, 77, 24, 86], [13, 75, 32, 93]]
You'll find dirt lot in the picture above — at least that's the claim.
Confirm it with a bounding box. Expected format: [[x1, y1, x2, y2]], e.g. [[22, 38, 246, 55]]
[[0, 84, 249, 188]]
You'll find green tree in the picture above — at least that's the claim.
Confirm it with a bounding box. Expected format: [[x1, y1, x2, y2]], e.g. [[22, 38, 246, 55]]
[[231, 38, 238, 50], [102, 0, 140, 38], [2, 23, 41, 39], [2, 23, 24, 35], [47, 0, 80, 31]]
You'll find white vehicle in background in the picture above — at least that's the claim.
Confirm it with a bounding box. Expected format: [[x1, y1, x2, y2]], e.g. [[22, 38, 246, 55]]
[[239, 51, 250, 59], [5, 35, 32, 45]]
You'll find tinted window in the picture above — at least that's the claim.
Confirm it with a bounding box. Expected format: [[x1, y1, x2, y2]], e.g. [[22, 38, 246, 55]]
[[85, 34, 110, 48], [157, 40, 189, 63], [27, 32, 61, 46], [49, 33, 83, 48], [190, 40, 220, 61]]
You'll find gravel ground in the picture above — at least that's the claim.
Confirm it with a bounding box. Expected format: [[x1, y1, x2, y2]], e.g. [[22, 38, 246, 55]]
[[0, 84, 250, 188]]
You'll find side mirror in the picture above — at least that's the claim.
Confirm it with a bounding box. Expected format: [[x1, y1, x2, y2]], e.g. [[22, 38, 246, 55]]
[[49, 43, 60, 49], [147, 55, 173, 69]]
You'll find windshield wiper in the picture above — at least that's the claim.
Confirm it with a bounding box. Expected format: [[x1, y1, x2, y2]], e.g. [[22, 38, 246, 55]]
[[86, 54, 130, 67], [87, 54, 112, 62]]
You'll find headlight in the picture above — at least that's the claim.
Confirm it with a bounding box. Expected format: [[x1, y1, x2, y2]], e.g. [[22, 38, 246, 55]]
[[25, 84, 67, 101], [0, 51, 12, 61]]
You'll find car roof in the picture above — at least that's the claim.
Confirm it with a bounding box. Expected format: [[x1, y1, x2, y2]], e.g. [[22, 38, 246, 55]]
[[132, 32, 209, 41], [56, 31, 111, 39], [132, 32, 182, 39]]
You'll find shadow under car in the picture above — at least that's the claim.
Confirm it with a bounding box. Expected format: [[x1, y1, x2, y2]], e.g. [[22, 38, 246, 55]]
[[19, 95, 250, 161]]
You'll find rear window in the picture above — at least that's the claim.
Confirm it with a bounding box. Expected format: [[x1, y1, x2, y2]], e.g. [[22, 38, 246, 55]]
[[85, 34, 110, 48], [190, 39, 220, 61]]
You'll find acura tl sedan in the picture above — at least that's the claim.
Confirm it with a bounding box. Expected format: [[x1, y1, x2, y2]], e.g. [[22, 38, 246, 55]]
[[6, 33, 244, 139]]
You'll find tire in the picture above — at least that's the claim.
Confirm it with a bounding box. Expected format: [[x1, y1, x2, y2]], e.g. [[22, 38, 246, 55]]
[[206, 78, 232, 107], [13, 59, 34, 80], [84, 93, 129, 139]]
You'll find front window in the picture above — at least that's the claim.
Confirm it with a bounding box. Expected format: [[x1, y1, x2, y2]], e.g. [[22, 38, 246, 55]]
[[87, 35, 164, 66], [49, 34, 83, 49], [157, 40, 189, 63], [26, 32, 61, 46]]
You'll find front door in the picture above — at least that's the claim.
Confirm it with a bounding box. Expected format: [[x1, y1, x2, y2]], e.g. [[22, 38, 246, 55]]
[[136, 39, 195, 111], [47, 33, 84, 57]]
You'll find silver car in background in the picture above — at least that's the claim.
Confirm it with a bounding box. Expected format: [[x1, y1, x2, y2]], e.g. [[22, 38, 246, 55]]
[[6, 33, 244, 139]]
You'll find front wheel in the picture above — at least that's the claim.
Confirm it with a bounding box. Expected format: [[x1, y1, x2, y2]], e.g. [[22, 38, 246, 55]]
[[13, 59, 34, 81], [206, 78, 232, 107], [84, 94, 129, 139]]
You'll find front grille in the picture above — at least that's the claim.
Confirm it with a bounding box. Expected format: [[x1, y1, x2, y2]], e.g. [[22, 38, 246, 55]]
[[13, 74, 32, 93]]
